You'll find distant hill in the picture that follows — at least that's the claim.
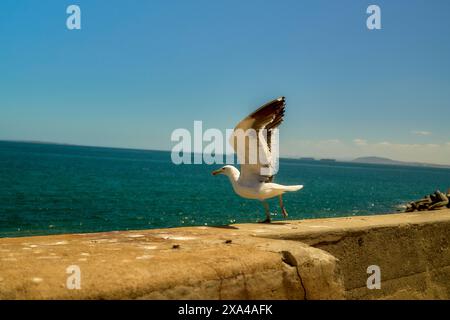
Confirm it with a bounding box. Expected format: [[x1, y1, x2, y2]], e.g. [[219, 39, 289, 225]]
[[352, 156, 450, 169], [353, 156, 405, 165]]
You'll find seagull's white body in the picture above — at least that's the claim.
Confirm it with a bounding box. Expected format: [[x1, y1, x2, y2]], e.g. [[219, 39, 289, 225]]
[[212, 97, 303, 223], [221, 165, 302, 200]]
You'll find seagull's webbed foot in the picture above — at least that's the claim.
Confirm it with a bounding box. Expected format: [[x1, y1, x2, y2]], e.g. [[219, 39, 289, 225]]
[[279, 195, 288, 218], [260, 201, 272, 223], [281, 207, 288, 218], [258, 217, 271, 224]]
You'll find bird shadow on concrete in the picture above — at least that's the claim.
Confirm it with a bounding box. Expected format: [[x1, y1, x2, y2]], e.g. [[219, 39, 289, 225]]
[[266, 221, 290, 225], [208, 221, 291, 229], [245, 222, 291, 226], [209, 225, 239, 229]]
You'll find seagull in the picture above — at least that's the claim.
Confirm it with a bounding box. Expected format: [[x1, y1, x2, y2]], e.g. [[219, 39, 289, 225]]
[[212, 97, 303, 223]]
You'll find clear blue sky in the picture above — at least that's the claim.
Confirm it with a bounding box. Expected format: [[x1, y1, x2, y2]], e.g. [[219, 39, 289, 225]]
[[1, 0, 450, 164]]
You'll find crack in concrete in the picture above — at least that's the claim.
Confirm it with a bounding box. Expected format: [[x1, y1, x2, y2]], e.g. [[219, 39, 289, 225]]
[[281, 251, 308, 300], [295, 265, 308, 300]]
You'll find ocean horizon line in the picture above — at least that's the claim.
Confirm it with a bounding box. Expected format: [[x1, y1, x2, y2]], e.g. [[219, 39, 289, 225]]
[[1, 139, 450, 169]]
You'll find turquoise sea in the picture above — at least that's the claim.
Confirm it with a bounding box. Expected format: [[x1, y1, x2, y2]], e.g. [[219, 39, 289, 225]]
[[1, 140, 449, 238]]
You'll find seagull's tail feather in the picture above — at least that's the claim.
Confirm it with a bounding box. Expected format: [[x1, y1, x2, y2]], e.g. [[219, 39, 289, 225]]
[[283, 185, 304, 192]]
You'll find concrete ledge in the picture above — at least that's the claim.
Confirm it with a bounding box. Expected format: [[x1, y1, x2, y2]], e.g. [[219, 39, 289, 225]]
[[1, 210, 449, 299]]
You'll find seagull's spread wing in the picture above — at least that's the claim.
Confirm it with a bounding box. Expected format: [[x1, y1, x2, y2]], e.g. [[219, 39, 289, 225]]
[[230, 97, 285, 185]]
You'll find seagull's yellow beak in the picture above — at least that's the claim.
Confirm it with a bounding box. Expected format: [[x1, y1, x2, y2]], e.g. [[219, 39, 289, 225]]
[[212, 169, 221, 176]]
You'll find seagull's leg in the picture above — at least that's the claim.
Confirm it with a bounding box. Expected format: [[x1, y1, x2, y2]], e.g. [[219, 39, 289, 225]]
[[259, 201, 271, 223], [279, 195, 288, 218]]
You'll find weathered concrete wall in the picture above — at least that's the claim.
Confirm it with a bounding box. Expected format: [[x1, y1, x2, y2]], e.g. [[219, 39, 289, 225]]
[[1, 210, 449, 299], [251, 210, 450, 299]]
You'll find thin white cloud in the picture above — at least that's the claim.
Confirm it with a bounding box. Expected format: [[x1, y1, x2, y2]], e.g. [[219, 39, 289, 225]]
[[353, 138, 368, 146], [412, 130, 432, 136]]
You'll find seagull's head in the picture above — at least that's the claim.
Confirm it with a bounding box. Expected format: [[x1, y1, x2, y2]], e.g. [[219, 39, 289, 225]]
[[212, 165, 235, 177]]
